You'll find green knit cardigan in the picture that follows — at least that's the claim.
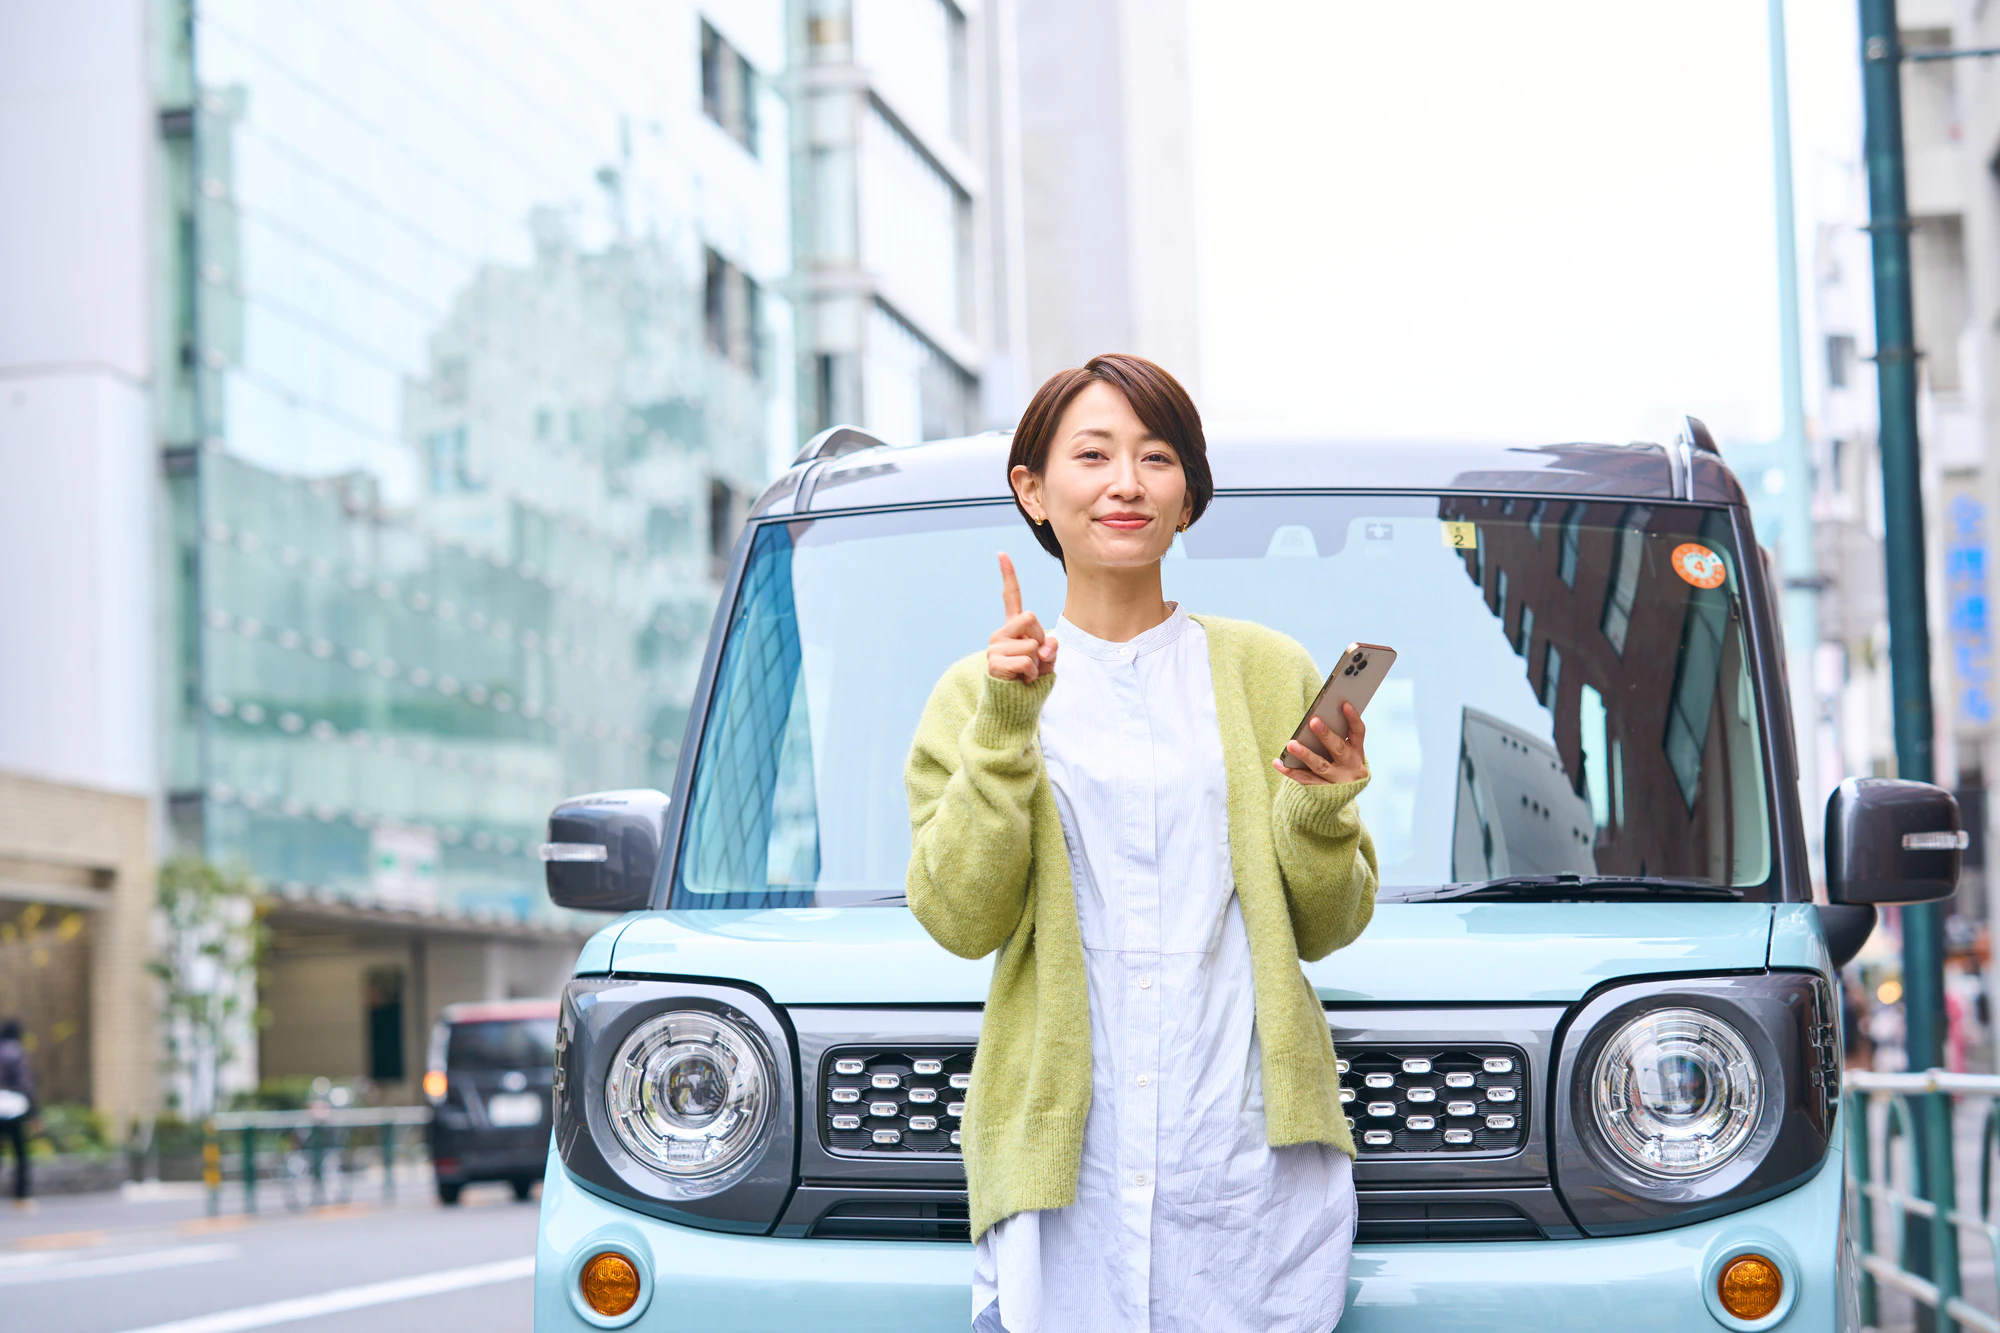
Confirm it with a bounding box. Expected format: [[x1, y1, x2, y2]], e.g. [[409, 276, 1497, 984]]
[[903, 614, 1378, 1242]]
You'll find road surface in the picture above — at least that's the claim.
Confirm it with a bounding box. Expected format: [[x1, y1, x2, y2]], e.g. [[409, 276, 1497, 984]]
[[0, 1173, 537, 1333]]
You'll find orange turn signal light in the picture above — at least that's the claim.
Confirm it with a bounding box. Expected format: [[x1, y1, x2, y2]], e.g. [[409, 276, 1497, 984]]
[[581, 1251, 639, 1317], [1718, 1253, 1782, 1321], [422, 1070, 448, 1100]]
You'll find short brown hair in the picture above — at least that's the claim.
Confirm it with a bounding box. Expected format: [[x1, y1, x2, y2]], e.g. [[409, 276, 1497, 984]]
[[1007, 354, 1211, 564]]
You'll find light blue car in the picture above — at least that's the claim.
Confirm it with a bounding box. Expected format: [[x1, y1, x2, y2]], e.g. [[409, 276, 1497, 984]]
[[532, 424, 1965, 1331]]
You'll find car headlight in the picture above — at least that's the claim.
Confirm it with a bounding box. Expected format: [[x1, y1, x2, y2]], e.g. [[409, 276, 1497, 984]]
[[606, 1010, 774, 1191], [1590, 1007, 1760, 1178]]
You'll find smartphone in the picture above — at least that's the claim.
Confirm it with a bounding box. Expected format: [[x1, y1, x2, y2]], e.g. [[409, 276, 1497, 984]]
[[1281, 642, 1398, 768]]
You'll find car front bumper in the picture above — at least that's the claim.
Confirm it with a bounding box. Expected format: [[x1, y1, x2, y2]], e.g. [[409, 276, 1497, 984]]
[[535, 1147, 1851, 1332]]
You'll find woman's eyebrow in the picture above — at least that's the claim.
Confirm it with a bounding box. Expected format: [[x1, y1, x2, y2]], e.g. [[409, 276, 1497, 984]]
[[1066, 427, 1170, 446]]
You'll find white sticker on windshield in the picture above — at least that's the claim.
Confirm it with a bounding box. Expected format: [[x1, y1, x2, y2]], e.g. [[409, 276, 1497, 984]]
[[1441, 521, 1477, 550]]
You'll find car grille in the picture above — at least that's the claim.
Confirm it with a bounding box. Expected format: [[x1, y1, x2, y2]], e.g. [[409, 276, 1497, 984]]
[[820, 1046, 973, 1156], [1339, 1045, 1529, 1155], [819, 1042, 1530, 1159]]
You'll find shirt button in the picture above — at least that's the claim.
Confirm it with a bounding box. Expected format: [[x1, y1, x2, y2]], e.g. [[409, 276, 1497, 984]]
[[1138, 975, 1152, 989], [1133, 1172, 1149, 1186], [1136, 1074, 1150, 1088], [1117, 646, 1130, 658]]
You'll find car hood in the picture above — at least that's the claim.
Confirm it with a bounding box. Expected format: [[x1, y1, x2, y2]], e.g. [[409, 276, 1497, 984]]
[[601, 903, 1781, 1005]]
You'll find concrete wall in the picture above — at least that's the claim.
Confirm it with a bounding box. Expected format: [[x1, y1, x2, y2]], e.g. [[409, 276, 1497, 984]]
[[0, 772, 156, 1129], [1012, 0, 1199, 390], [0, 0, 159, 797], [259, 927, 579, 1099]]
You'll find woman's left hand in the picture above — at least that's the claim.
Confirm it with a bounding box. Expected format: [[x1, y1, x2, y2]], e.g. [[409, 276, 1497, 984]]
[[1274, 704, 1368, 786]]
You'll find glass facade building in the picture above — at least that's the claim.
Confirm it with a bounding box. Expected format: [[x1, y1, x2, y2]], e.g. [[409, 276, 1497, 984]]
[[166, 2, 794, 923]]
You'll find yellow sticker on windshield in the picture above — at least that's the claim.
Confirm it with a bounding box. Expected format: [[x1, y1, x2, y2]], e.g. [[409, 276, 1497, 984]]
[[1671, 542, 1728, 589], [1441, 521, 1478, 550]]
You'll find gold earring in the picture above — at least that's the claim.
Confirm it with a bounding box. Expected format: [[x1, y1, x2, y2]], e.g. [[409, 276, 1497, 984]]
[[1176, 520, 1189, 533], [1033, 516, 1045, 526]]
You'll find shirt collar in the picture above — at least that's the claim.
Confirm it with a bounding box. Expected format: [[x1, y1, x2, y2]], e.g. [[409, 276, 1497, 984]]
[[1054, 602, 1189, 662]]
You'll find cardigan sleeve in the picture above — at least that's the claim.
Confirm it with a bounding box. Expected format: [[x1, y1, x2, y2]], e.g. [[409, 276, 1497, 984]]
[[904, 660, 1056, 959], [1271, 649, 1380, 962]]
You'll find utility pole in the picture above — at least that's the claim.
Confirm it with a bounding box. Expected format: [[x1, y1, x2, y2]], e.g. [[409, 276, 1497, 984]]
[[1856, 1, 1957, 1323]]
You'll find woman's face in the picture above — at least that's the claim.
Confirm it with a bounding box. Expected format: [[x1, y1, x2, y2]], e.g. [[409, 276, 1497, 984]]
[[1012, 381, 1192, 573]]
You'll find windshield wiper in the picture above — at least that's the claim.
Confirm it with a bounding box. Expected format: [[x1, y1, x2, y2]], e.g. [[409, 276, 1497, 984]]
[[1395, 874, 1746, 904]]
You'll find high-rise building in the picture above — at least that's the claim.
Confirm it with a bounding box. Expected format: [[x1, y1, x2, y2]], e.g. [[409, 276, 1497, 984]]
[[785, 0, 1203, 443], [1012, 0, 1201, 391], [1, 0, 796, 1113], [788, 0, 1030, 440]]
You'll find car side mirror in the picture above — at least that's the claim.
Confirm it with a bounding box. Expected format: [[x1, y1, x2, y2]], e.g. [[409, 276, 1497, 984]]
[[1824, 777, 1965, 906], [539, 789, 669, 912]]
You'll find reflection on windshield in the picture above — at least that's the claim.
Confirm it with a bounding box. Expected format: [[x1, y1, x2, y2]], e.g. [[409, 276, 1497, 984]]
[[1439, 497, 1767, 890], [672, 495, 1774, 907]]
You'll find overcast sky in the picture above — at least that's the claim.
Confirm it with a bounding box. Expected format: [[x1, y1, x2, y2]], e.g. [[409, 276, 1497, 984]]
[[1188, 0, 1835, 448]]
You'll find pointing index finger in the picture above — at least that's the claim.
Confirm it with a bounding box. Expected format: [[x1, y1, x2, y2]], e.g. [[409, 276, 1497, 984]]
[[999, 552, 1023, 619]]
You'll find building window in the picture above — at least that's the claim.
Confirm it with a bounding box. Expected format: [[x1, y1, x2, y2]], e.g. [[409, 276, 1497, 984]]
[[1527, 499, 1547, 541], [704, 248, 761, 375], [1579, 682, 1611, 827], [1600, 506, 1650, 655], [1911, 214, 1967, 392], [1664, 579, 1732, 809], [1516, 604, 1534, 657], [709, 476, 738, 563], [1826, 334, 1855, 389], [701, 20, 757, 154], [424, 426, 477, 494], [1558, 502, 1583, 587], [859, 107, 973, 337], [1541, 642, 1562, 710]]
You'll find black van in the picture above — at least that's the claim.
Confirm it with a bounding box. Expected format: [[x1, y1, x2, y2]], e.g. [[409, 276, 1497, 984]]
[[424, 1000, 558, 1204]]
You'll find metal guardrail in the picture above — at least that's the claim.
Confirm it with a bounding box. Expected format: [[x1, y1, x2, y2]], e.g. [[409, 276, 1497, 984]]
[[1847, 1068, 2000, 1332], [202, 1106, 432, 1215]]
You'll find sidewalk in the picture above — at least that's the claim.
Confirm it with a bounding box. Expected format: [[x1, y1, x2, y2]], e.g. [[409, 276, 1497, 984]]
[[0, 1161, 493, 1253]]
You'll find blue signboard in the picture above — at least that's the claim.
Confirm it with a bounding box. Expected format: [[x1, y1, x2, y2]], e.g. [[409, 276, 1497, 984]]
[[1946, 489, 1993, 729]]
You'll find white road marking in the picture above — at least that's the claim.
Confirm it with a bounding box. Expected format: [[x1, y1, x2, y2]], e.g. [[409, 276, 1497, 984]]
[[110, 1254, 537, 1333], [0, 1243, 239, 1286]]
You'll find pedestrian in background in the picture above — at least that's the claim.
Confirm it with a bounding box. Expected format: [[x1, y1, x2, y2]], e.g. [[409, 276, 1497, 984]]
[[0, 1018, 34, 1212]]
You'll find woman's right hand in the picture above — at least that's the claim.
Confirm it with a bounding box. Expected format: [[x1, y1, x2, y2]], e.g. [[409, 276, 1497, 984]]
[[988, 553, 1058, 682]]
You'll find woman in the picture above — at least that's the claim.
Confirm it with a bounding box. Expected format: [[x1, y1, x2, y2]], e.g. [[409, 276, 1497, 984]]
[[904, 354, 1378, 1332]]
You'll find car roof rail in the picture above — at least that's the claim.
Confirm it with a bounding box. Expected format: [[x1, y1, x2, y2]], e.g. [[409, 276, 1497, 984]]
[[1667, 414, 1720, 501], [792, 424, 891, 467], [1682, 415, 1720, 455]]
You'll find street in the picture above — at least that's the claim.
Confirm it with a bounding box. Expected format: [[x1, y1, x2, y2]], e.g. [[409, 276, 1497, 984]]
[[0, 1176, 535, 1333]]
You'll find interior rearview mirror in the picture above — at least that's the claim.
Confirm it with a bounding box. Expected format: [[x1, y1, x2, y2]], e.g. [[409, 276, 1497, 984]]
[[1824, 777, 1964, 907], [539, 789, 669, 912]]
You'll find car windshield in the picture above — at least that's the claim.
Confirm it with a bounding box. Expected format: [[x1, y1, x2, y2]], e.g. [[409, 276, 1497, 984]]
[[446, 1019, 557, 1071], [671, 495, 1774, 907]]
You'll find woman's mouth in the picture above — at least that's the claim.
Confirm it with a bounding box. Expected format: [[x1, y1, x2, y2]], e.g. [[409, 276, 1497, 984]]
[[1096, 513, 1152, 531]]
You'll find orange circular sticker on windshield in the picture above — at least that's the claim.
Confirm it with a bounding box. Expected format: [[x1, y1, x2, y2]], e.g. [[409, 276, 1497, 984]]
[[1671, 543, 1727, 589]]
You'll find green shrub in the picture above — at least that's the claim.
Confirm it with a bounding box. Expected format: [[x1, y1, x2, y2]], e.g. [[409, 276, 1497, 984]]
[[29, 1104, 113, 1159], [228, 1077, 317, 1111]]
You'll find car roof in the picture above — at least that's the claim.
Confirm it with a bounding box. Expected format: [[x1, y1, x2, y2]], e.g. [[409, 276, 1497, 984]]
[[440, 1000, 559, 1024], [751, 431, 1747, 519]]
